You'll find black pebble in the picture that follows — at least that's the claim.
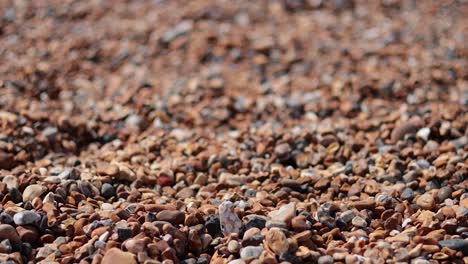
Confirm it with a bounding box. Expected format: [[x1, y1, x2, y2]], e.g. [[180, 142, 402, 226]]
[[205, 215, 221, 237]]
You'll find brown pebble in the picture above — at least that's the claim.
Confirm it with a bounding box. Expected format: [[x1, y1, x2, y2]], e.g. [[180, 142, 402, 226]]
[[416, 193, 435, 210], [102, 248, 137, 264], [265, 228, 289, 256]]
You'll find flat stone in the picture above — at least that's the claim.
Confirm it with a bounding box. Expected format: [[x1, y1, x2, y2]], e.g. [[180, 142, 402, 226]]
[[102, 248, 137, 264]]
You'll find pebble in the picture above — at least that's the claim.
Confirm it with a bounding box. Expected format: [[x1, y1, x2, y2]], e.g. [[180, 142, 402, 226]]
[[157, 210, 186, 225], [2, 175, 18, 190], [438, 239, 468, 255], [339, 210, 356, 223], [240, 246, 264, 259], [401, 188, 414, 201], [265, 228, 289, 255], [0, 2, 465, 264], [22, 185, 47, 202], [102, 248, 137, 264], [268, 202, 296, 225], [205, 215, 221, 237], [13, 211, 41, 226], [352, 216, 367, 228], [416, 193, 435, 210], [101, 183, 116, 199], [244, 215, 266, 230], [437, 187, 452, 202], [219, 201, 242, 235], [391, 120, 422, 142], [0, 224, 20, 244], [117, 228, 133, 241], [291, 215, 309, 231], [16, 225, 38, 243], [318, 255, 334, 264], [416, 127, 431, 141], [227, 240, 240, 254]]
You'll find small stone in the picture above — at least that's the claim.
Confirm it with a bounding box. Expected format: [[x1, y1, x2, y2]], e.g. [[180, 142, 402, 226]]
[[339, 210, 356, 223], [22, 185, 47, 202], [244, 215, 266, 230], [157, 210, 185, 225], [318, 255, 334, 264], [124, 238, 149, 255], [275, 143, 292, 160], [242, 228, 264, 247], [117, 228, 133, 241], [0, 239, 12, 253], [351, 200, 375, 210], [351, 216, 367, 228], [291, 215, 309, 232], [101, 183, 115, 199], [2, 175, 18, 190], [228, 260, 246, 264], [176, 187, 195, 199], [438, 239, 468, 255], [437, 187, 453, 202], [219, 201, 242, 235], [227, 240, 240, 254], [13, 211, 41, 226], [97, 164, 120, 176], [391, 120, 422, 143], [240, 246, 263, 259], [394, 248, 409, 261], [102, 248, 137, 264], [268, 202, 296, 225], [16, 226, 39, 243], [0, 151, 15, 170], [0, 224, 20, 244], [9, 188, 22, 203], [265, 228, 288, 255], [401, 188, 414, 201], [416, 193, 435, 210], [0, 213, 14, 225], [416, 127, 431, 141], [461, 198, 468, 208], [205, 215, 221, 237]]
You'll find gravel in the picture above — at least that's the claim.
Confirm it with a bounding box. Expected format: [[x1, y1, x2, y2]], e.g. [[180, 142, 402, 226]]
[[0, 0, 466, 263]]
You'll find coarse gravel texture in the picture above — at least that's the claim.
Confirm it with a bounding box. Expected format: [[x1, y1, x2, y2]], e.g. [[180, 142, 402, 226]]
[[0, 0, 467, 264]]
